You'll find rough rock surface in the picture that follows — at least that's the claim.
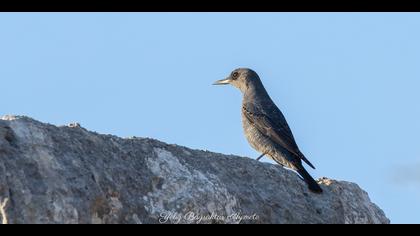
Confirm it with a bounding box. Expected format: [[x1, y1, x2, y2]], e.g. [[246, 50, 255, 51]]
[[0, 115, 389, 224]]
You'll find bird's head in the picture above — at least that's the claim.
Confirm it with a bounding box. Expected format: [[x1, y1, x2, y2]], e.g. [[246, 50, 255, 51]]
[[213, 68, 262, 93]]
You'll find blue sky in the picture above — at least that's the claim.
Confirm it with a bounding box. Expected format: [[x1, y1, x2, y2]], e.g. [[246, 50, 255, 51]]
[[1, 13, 419, 223]]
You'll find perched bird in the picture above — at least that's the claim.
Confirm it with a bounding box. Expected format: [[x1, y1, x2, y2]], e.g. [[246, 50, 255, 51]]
[[213, 68, 323, 193]]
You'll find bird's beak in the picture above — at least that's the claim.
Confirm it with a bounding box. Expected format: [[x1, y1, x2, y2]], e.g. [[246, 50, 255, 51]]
[[213, 77, 231, 85]]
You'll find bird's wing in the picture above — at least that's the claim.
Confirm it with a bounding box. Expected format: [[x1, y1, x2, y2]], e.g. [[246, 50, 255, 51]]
[[242, 103, 316, 169]]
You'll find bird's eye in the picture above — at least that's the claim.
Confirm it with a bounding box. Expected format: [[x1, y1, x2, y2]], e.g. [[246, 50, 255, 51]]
[[232, 72, 239, 79]]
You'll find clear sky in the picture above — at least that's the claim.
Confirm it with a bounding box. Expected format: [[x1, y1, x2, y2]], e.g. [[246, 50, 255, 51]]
[[1, 13, 419, 223]]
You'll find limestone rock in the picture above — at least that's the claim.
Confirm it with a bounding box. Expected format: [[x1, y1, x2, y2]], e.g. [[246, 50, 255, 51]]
[[0, 115, 389, 224]]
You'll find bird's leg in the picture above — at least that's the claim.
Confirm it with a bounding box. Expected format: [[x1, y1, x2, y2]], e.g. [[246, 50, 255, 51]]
[[256, 153, 266, 161]]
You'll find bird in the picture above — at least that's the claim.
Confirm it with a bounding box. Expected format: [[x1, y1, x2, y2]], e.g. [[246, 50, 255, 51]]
[[213, 68, 323, 193]]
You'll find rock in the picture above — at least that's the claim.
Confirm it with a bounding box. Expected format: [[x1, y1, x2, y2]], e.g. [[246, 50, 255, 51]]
[[0, 115, 389, 224]]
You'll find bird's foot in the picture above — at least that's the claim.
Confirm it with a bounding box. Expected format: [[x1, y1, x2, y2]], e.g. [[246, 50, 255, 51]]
[[256, 153, 266, 161]]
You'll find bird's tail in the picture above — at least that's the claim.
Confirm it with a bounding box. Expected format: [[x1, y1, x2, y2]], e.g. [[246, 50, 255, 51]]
[[296, 166, 323, 194]]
